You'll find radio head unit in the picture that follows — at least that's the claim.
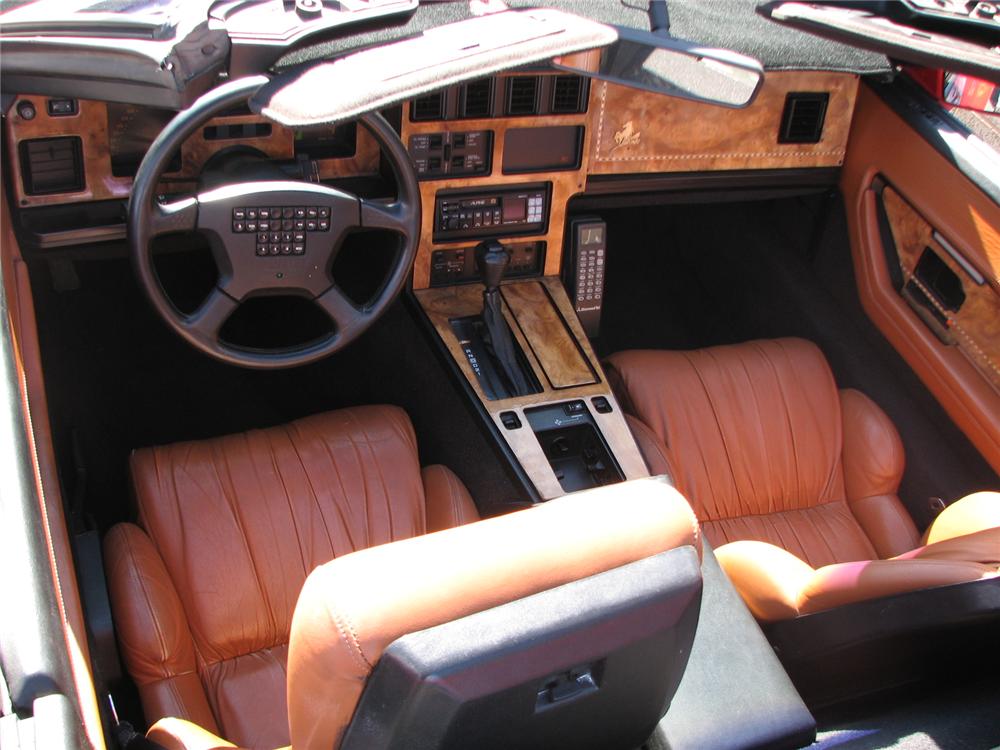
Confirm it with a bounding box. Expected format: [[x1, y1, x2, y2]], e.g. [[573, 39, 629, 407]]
[[433, 183, 549, 242]]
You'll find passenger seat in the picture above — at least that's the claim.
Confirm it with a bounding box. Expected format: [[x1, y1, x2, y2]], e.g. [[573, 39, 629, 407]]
[[606, 338, 1000, 622]]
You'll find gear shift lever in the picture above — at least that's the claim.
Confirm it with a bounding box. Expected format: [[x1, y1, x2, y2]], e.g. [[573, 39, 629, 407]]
[[477, 239, 510, 293], [475, 240, 532, 396]]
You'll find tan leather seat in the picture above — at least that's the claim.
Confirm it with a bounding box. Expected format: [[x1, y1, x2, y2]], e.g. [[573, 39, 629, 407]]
[[606, 338, 1000, 622], [105, 405, 701, 749]]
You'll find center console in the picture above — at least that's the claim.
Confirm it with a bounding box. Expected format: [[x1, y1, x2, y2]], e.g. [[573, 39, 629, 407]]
[[416, 276, 647, 499], [404, 72, 648, 501]]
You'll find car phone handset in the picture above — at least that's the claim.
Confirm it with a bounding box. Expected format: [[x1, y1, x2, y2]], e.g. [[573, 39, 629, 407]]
[[475, 239, 533, 396]]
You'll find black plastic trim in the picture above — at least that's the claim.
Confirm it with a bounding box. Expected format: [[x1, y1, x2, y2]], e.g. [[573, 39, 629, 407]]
[[342, 547, 702, 750], [765, 577, 1000, 709], [583, 168, 841, 197]]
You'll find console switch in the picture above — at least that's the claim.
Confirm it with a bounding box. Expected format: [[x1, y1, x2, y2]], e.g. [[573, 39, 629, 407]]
[[591, 396, 613, 414]]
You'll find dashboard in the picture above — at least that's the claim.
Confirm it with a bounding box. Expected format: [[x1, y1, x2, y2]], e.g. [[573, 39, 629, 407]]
[[4, 68, 859, 287]]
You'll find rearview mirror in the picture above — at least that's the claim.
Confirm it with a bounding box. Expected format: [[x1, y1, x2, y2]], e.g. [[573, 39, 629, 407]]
[[553, 27, 764, 109]]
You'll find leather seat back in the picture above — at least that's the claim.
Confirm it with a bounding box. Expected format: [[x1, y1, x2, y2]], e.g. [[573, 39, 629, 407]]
[[107, 405, 474, 749], [607, 338, 920, 568], [287, 477, 701, 749]]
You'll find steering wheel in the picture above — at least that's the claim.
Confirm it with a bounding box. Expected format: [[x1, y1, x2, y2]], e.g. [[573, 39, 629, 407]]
[[128, 75, 420, 369]]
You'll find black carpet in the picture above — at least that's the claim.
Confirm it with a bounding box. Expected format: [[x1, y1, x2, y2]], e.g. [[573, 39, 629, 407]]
[[811, 676, 1000, 750], [26, 248, 525, 532]]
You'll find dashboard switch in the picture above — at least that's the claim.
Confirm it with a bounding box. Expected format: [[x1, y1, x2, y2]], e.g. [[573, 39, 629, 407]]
[[47, 99, 77, 117]]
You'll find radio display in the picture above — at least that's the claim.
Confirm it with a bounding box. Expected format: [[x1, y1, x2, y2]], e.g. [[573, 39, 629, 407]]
[[503, 196, 527, 222], [434, 183, 549, 242]]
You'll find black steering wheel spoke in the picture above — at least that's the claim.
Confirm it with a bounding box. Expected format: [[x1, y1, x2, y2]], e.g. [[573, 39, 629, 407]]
[[360, 198, 416, 235], [181, 287, 239, 345], [150, 195, 199, 237], [316, 285, 366, 338], [128, 76, 419, 369]]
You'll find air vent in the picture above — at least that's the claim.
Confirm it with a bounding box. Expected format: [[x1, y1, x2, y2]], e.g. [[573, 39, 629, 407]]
[[778, 92, 829, 144], [551, 75, 586, 114], [411, 91, 445, 122], [506, 76, 540, 116], [19, 136, 84, 196], [460, 78, 494, 118]]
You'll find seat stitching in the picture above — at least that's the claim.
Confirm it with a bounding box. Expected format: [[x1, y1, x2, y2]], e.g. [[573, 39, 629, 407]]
[[733, 349, 766, 514], [326, 601, 373, 671], [120, 529, 171, 679], [218, 436, 278, 647], [682, 352, 733, 515], [341, 413, 373, 548], [270, 426, 309, 579], [356, 410, 397, 541], [755, 341, 801, 513], [445, 468, 463, 523], [313, 427, 360, 555]]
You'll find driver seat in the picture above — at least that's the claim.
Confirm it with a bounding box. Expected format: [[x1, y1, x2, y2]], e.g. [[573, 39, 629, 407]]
[[105, 405, 480, 749], [105, 405, 703, 750]]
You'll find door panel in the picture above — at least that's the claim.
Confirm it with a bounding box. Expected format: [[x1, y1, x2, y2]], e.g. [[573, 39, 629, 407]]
[[841, 82, 1000, 474]]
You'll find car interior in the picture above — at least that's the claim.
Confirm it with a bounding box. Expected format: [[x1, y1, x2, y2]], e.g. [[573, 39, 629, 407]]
[[1, 1, 1000, 750]]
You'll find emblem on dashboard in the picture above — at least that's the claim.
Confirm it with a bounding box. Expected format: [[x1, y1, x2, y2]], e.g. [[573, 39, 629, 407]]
[[612, 121, 641, 151]]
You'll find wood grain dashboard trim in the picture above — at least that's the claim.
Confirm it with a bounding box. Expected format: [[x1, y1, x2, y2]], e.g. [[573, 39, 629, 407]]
[[4, 95, 380, 208], [401, 96, 592, 290], [588, 71, 859, 174]]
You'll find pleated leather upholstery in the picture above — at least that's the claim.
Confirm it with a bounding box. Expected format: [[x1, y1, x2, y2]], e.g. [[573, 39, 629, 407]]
[[106, 405, 478, 749], [607, 339, 877, 567]]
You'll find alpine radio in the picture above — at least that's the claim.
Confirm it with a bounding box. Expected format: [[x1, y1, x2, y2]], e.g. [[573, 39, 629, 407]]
[[433, 183, 550, 241]]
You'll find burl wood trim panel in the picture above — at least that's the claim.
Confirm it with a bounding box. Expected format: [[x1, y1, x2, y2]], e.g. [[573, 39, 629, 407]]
[[401, 89, 592, 290], [882, 186, 1000, 391], [5, 95, 380, 208], [841, 83, 1000, 474], [588, 71, 858, 174], [415, 277, 648, 499], [502, 281, 596, 389]]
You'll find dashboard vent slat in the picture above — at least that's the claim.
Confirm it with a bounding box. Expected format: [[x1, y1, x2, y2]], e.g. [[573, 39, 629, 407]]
[[779, 92, 829, 144], [411, 91, 445, 122], [460, 78, 494, 118], [551, 75, 586, 114], [19, 136, 85, 195], [506, 76, 540, 116]]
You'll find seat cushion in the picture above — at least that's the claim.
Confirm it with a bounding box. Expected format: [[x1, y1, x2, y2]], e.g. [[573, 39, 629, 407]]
[[717, 522, 1000, 622], [107, 405, 477, 749]]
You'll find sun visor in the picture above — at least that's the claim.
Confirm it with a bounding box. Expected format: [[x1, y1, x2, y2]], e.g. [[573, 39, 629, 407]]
[[760, 2, 1000, 83], [250, 8, 616, 127]]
